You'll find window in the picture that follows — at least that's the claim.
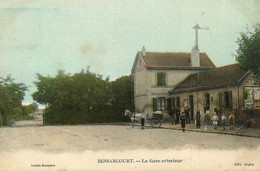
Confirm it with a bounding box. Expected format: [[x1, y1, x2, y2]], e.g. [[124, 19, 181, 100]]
[[157, 97, 166, 111], [224, 91, 233, 109], [205, 94, 210, 110], [156, 72, 166, 86], [176, 97, 180, 110], [152, 97, 166, 111]]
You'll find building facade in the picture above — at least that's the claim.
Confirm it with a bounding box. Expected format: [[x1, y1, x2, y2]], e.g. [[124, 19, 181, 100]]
[[169, 63, 260, 122], [132, 46, 260, 122], [131, 47, 215, 118]]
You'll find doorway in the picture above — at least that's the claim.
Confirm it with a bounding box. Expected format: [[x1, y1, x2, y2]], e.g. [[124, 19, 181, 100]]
[[189, 95, 194, 120]]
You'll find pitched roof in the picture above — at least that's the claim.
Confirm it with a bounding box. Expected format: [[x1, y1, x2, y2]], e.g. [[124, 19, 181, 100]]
[[140, 51, 215, 68], [169, 63, 250, 94]]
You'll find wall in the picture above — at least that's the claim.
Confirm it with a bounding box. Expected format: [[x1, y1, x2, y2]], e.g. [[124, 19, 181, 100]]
[[241, 73, 260, 109], [133, 55, 149, 113], [171, 86, 242, 123], [133, 53, 215, 118]]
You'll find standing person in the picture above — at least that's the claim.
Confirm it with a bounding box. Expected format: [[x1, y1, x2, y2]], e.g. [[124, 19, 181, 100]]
[[184, 106, 190, 124], [221, 112, 227, 130], [176, 109, 180, 124], [180, 112, 186, 132], [141, 115, 145, 130], [228, 113, 235, 130], [212, 112, 219, 129], [204, 104, 207, 114], [169, 107, 176, 125], [196, 110, 201, 129]]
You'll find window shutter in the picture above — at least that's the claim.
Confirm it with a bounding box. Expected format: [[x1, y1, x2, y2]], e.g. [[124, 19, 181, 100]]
[[216, 93, 219, 109], [167, 98, 171, 110], [229, 91, 233, 109], [158, 73, 162, 86], [153, 98, 157, 111], [165, 98, 167, 111], [155, 74, 158, 86], [219, 93, 223, 109], [151, 98, 153, 111], [163, 73, 166, 86]]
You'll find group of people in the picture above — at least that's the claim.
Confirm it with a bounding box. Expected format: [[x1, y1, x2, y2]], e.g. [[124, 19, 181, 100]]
[[211, 110, 235, 130], [169, 106, 235, 132], [169, 106, 201, 132]]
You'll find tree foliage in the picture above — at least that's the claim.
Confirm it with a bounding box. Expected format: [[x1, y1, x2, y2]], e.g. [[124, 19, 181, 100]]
[[109, 75, 134, 121], [236, 24, 260, 83], [34, 69, 133, 125], [0, 75, 29, 126], [32, 73, 55, 105]]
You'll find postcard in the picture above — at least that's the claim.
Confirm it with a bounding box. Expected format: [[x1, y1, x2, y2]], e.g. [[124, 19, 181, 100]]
[[0, 0, 259, 170]]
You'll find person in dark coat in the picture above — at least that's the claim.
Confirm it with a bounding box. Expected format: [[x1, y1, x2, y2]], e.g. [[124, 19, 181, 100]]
[[141, 115, 145, 130], [196, 110, 201, 129], [204, 104, 207, 114], [180, 112, 186, 132], [184, 106, 190, 124], [169, 107, 176, 125], [176, 109, 180, 124]]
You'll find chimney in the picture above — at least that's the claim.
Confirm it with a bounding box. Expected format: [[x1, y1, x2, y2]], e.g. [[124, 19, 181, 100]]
[[191, 46, 200, 67], [141, 46, 146, 56]]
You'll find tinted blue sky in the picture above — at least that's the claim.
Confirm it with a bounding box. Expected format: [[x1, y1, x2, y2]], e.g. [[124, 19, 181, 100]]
[[0, 0, 259, 104]]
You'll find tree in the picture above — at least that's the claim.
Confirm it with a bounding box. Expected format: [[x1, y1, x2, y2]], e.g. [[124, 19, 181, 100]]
[[32, 73, 55, 105], [43, 69, 111, 124], [236, 24, 260, 83], [109, 75, 134, 121], [35, 69, 133, 125], [0, 75, 28, 126]]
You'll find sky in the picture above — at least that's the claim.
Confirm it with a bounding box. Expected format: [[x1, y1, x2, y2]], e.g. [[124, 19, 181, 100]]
[[0, 0, 259, 104]]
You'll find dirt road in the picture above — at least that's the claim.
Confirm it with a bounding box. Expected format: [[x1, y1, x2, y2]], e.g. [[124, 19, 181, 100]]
[[1, 125, 260, 152], [0, 125, 259, 170]]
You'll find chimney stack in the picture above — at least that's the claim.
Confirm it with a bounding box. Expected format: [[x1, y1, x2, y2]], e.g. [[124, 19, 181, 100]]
[[191, 46, 200, 67], [141, 46, 146, 56]]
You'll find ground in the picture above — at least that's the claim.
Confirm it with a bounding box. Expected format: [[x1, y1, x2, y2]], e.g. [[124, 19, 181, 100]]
[[1, 125, 260, 152], [0, 124, 260, 170]]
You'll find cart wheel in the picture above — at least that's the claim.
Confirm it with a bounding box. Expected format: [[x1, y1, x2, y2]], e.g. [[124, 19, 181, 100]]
[[151, 119, 162, 128], [158, 121, 162, 128]]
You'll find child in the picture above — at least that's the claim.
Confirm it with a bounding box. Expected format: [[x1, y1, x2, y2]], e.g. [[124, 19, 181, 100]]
[[212, 112, 219, 129]]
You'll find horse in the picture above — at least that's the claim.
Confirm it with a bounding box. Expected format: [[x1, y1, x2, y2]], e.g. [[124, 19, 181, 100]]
[[124, 110, 147, 128]]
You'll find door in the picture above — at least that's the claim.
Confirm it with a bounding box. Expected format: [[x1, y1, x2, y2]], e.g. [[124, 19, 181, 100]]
[[189, 95, 194, 120]]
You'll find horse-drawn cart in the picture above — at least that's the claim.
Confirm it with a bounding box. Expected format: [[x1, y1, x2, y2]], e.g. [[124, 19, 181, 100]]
[[149, 111, 165, 128]]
